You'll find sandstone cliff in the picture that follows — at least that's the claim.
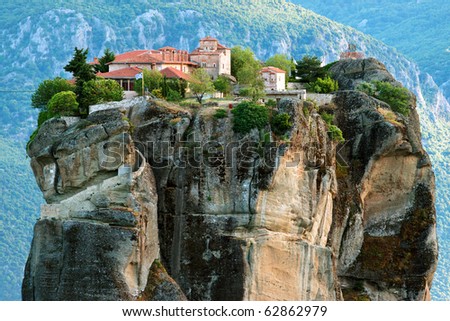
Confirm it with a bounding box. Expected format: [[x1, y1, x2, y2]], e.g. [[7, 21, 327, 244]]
[[23, 59, 438, 301]]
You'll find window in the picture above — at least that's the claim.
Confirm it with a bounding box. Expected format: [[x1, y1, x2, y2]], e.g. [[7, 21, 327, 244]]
[[213, 63, 216, 68]]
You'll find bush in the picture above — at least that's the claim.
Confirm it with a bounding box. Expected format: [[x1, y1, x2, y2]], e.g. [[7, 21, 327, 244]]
[[37, 110, 52, 127], [214, 109, 228, 119], [81, 78, 123, 106], [31, 77, 75, 109], [166, 89, 182, 102], [358, 81, 411, 116], [320, 112, 344, 143], [151, 88, 164, 99], [265, 99, 277, 108], [231, 101, 269, 134], [271, 112, 293, 135], [320, 112, 334, 125], [306, 76, 338, 93], [213, 75, 232, 96], [374, 81, 410, 116], [329, 125, 345, 143], [47, 91, 79, 116], [294, 55, 327, 83]]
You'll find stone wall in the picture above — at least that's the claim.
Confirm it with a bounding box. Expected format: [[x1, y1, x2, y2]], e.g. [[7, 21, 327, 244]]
[[307, 93, 335, 106]]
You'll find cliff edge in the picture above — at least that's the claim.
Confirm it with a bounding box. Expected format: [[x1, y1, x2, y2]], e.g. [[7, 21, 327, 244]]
[[23, 58, 438, 301]]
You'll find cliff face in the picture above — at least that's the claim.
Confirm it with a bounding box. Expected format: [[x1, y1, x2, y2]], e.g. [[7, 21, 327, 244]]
[[329, 59, 438, 300], [23, 59, 438, 301]]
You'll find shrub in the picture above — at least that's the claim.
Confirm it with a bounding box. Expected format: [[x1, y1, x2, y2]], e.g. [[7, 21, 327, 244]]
[[166, 89, 182, 102], [214, 109, 228, 119], [306, 76, 339, 93], [357, 82, 376, 96], [31, 77, 76, 109], [320, 112, 334, 125], [265, 99, 277, 108], [303, 106, 310, 118], [239, 88, 250, 96], [37, 110, 52, 127], [81, 78, 123, 106], [47, 91, 79, 116], [213, 75, 232, 96], [358, 81, 411, 116], [151, 88, 164, 99], [271, 112, 293, 135], [320, 112, 344, 143], [231, 101, 269, 134], [374, 81, 410, 116], [329, 125, 345, 143]]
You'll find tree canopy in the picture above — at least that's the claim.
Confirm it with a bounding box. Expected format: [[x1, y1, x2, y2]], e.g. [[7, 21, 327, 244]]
[[294, 55, 327, 83], [231, 46, 261, 84], [189, 68, 215, 104], [64, 47, 96, 82], [81, 78, 124, 107], [231, 101, 269, 134], [265, 54, 295, 80], [134, 69, 163, 95], [31, 77, 75, 109], [64, 47, 96, 114], [213, 75, 232, 96], [47, 91, 79, 116], [306, 76, 339, 93], [358, 81, 411, 116], [94, 48, 115, 73]]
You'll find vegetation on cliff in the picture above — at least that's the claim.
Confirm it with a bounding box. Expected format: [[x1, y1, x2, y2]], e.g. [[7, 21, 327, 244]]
[[358, 81, 411, 116]]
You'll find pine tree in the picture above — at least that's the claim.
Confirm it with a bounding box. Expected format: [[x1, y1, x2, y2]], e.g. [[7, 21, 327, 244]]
[[64, 47, 96, 114], [94, 48, 115, 73]]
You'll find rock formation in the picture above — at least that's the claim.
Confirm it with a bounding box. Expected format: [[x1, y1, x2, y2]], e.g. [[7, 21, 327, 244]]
[[23, 58, 438, 301]]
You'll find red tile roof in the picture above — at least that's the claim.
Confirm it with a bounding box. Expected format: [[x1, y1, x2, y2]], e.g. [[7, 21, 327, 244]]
[[97, 66, 142, 79], [217, 43, 230, 50], [110, 49, 191, 63], [261, 66, 286, 74], [159, 46, 178, 51], [200, 36, 219, 42], [111, 50, 160, 64], [160, 67, 197, 82]]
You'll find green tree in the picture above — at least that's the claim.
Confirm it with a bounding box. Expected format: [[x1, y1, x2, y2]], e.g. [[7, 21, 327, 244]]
[[306, 76, 339, 93], [265, 54, 295, 81], [246, 77, 266, 102], [213, 75, 232, 96], [81, 78, 124, 106], [231, 101, 270, 134], [31, 77, 75, 109], [271, 112, 293, 135], [294, 55, 327, 83], [166, 89, 182, 102], [231, 46, 261, 83], [372, 81, 411, 116], [64, 47, 96, 114], [135, 69, 163, 95], [94, 48, 115, 73], [47, 91, 79, 116], [189, 68, 215, 104], [358, 81, 411, 116]]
